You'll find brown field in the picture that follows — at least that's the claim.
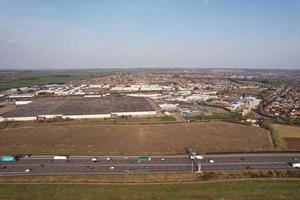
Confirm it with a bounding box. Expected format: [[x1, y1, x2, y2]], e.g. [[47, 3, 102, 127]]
[[271, 124, 300, 150], [284, 138, 300, 150], [0, 121, 274, 155]]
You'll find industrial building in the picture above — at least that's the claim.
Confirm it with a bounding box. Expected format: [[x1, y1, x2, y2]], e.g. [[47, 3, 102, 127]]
[[0, 96, 157, 121]]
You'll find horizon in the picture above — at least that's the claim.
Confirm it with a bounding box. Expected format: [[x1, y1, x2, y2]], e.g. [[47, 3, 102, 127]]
[[1, 66, 300, 72], [1, 0, 300, 70]]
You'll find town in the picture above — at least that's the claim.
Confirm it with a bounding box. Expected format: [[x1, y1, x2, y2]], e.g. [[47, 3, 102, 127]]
[[1, 69, 299, 127]]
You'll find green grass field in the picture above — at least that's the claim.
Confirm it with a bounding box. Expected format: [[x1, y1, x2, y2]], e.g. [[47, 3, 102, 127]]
[[0, 180, 299, 200], [184, 112, 239, 121], [236, 80, 271, 87], [156, 115, 177, 122], [0, 70, 113, 90]]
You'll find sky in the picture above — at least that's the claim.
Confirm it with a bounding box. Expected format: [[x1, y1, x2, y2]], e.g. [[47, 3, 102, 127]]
[[0, 0, 299, 70]]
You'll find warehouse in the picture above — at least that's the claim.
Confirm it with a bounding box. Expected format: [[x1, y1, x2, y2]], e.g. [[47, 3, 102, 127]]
[[0, 96, 157, 121]]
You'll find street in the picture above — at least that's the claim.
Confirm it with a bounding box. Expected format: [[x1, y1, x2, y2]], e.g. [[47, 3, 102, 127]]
[[0, 153, 299, 175]]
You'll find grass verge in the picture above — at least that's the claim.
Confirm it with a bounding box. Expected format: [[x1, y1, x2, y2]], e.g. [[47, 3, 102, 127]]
[[0, 179, 299, 200], [184, 112, 240, 122], [264, 124, 285, 150]]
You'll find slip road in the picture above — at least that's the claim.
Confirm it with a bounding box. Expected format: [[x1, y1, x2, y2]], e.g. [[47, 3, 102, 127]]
[[0, 153, 299, 175]]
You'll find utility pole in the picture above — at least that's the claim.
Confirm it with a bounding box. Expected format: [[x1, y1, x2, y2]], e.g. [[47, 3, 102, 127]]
[[192, 159, 194, 174], [197, 159, 201, 172]]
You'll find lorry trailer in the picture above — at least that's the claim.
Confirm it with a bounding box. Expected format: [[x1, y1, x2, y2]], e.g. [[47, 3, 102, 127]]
[[53, 156, 68, 160], [0, 156, 16, 162]]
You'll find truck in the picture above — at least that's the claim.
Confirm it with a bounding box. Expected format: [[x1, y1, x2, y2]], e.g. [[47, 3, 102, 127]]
[[291, 163, 300, 168], [53, 156, 68, 160], [190, 155, 203, 160], [138, 156, 151, 162], [0, 156, 16, 162]]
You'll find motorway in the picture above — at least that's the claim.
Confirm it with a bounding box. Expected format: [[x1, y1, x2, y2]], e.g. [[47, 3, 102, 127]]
[[0, 153, 299, 175]]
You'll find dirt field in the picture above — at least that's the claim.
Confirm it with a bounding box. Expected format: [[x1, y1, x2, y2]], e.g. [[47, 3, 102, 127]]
[[0, 122, 274, 155], [271, 124, 300, 150]]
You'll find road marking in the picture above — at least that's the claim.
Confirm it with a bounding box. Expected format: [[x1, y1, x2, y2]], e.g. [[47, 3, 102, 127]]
[[201, 162, 289, 166], [0, 163, 193, 167]]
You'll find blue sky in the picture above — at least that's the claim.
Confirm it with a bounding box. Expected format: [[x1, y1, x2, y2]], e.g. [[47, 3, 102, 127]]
[[0, 0, 299, 69]]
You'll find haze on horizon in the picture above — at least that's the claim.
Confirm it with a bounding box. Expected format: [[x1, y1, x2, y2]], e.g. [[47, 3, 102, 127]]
[[0, 0, 299, 70]]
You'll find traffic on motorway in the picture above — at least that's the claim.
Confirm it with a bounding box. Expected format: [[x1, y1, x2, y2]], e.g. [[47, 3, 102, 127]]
[[0, 153, 299, 175]]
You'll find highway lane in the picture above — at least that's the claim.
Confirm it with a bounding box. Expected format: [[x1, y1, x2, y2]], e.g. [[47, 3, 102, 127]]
[[0, 153, 299, 175]]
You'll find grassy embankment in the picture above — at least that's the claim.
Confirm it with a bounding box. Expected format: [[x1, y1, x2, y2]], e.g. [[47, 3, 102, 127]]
[[0, 179, 299, 200], [184, 112, 240, 122], [263, 124, 285, 150], [0, 116, 177, 129], [269, 124, 300, 151]]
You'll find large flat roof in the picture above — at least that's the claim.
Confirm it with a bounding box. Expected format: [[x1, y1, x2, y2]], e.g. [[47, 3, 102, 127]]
[[2, 96, 155, 117]]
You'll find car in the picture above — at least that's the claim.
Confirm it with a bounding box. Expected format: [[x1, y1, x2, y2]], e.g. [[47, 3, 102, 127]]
[[124, 169, 134, 173], [92, 157, 99, 162], [109, 166, 115, 170], [124, 169, 133, 173], [161, 158, 165, 161], [15, 154, 31, 159], [187, 119, 196, 123], [25, 168, 31, 173], [124, 156, 128, 159], [106, 157, 112, 161], [209, 159, 215, 163]]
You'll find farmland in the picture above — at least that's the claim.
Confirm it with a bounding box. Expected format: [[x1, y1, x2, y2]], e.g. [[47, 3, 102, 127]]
[[0, 70, 112, 90], [0, 121, 274, 155], [0, 180, 299, 200], [271, 124, 300, 150]]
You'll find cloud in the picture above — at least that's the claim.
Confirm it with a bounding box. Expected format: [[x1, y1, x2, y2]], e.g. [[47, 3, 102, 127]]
[[7, 39, 16, 44]]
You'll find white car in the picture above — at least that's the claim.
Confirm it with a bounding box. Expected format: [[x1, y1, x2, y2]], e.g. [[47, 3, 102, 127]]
[[209, 159, 215, 163], [161, 158, 165, 161], [25, 168, 31, 173], [106, 157, 112, 161], [109, 166, 115, 170], [92, 157, 99, 162]]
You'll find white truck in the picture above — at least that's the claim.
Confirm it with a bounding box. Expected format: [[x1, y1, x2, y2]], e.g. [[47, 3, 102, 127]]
[[190, 155, 203, 160], [53, 156, 68, 160], [291, 163, 300, 168]]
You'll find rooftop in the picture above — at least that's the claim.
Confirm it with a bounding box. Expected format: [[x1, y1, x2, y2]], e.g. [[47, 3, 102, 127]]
[[2, 96, 155, 117]]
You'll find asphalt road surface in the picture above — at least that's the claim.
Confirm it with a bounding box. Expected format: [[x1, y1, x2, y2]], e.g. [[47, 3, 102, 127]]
[[0, 153, 299, 175]]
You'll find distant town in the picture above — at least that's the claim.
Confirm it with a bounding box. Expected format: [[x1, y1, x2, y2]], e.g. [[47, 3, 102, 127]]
[[0, 69, 299, 126]]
